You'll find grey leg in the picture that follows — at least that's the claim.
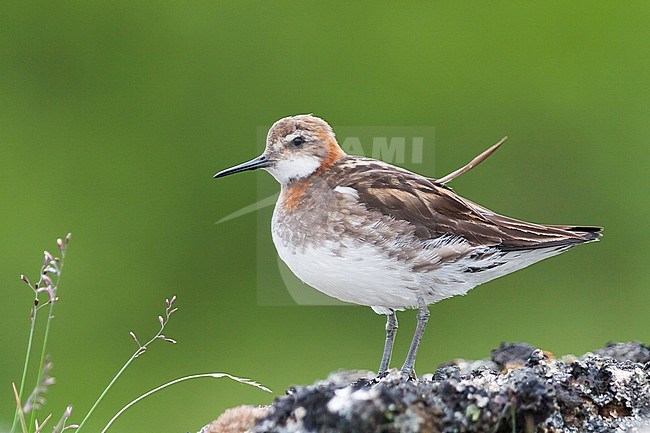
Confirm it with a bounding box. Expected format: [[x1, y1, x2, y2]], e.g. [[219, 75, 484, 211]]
[[378, 310, 398, 375], [401, 298, 430, 378]]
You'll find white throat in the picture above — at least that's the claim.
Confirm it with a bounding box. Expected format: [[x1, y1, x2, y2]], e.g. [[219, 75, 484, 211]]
[[267, 155, 320, 185]]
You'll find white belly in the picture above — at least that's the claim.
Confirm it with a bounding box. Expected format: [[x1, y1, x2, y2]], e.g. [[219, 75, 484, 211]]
[[272, 232, 420, 310], [270, 226, 572, 313]]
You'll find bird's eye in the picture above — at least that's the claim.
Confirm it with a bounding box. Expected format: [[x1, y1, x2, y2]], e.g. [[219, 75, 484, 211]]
[[290, 137, 305, 147]]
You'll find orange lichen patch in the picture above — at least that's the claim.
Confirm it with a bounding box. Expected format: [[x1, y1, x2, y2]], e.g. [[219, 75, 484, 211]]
[[317, 136, 346, 174], [500, 350, 555, 373], [542, 350, 556, 360], [501, 361, 526, 373], [281, 180, 309, 210]]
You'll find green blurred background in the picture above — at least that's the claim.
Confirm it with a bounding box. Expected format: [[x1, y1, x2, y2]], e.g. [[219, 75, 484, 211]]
[[1, 2, 648, 432]]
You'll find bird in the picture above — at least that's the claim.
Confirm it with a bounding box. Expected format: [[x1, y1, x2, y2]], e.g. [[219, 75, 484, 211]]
[[214, 114, 602, 378]]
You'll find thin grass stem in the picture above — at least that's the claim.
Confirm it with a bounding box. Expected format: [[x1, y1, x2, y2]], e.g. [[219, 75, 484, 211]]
[[12, 383, 29, 433], [10, 314, 37, 433], [28, 300, 57, 432], [100, 373, 271, 433], [75, 298, 177, 432], [11, 258, 53, 433], [28, 246, 67, 432], [74, 351, 138, 432]]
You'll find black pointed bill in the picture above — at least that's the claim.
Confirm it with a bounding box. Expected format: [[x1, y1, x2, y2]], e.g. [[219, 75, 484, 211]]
[[213, 155, 271, 178]]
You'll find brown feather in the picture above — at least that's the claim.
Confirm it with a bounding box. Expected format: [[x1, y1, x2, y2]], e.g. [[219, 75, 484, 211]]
[[326, 156, 602, 251]]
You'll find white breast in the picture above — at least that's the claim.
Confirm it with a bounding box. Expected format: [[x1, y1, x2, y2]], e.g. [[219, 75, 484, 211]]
[[271, 231, 421, 310]]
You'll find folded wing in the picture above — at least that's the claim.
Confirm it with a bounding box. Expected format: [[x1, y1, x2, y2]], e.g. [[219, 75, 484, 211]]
[[330, 158, 602, 251]]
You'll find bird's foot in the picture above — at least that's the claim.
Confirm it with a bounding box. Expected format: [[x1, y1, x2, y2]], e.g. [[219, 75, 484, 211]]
[[400, 368, 418, 381], [376, 370, 390, 379]]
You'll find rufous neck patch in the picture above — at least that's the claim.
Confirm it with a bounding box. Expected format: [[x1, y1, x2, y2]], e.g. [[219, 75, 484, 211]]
[[317, 138, 346, 174], [280, 179, 310, 211]]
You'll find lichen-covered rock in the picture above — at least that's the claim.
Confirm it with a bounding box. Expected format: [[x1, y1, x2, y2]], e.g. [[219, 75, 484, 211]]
[[594, 341, 650, 364], [250, 342, 649, 433]]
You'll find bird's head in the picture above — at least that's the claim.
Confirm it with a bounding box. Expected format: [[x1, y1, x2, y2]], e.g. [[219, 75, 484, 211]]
[[214, 114, 346, 185]]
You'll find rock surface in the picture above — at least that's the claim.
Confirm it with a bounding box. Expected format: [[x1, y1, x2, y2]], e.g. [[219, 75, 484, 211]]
[[210, 342, 650, 433]]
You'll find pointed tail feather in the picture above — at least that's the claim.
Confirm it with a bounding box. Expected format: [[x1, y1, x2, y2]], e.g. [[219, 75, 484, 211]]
[[496, 224, 603, 252], [546, 225, 603, 241]]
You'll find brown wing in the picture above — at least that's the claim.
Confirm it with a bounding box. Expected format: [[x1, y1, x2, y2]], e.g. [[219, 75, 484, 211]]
[[329, 157, 602, 251]]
